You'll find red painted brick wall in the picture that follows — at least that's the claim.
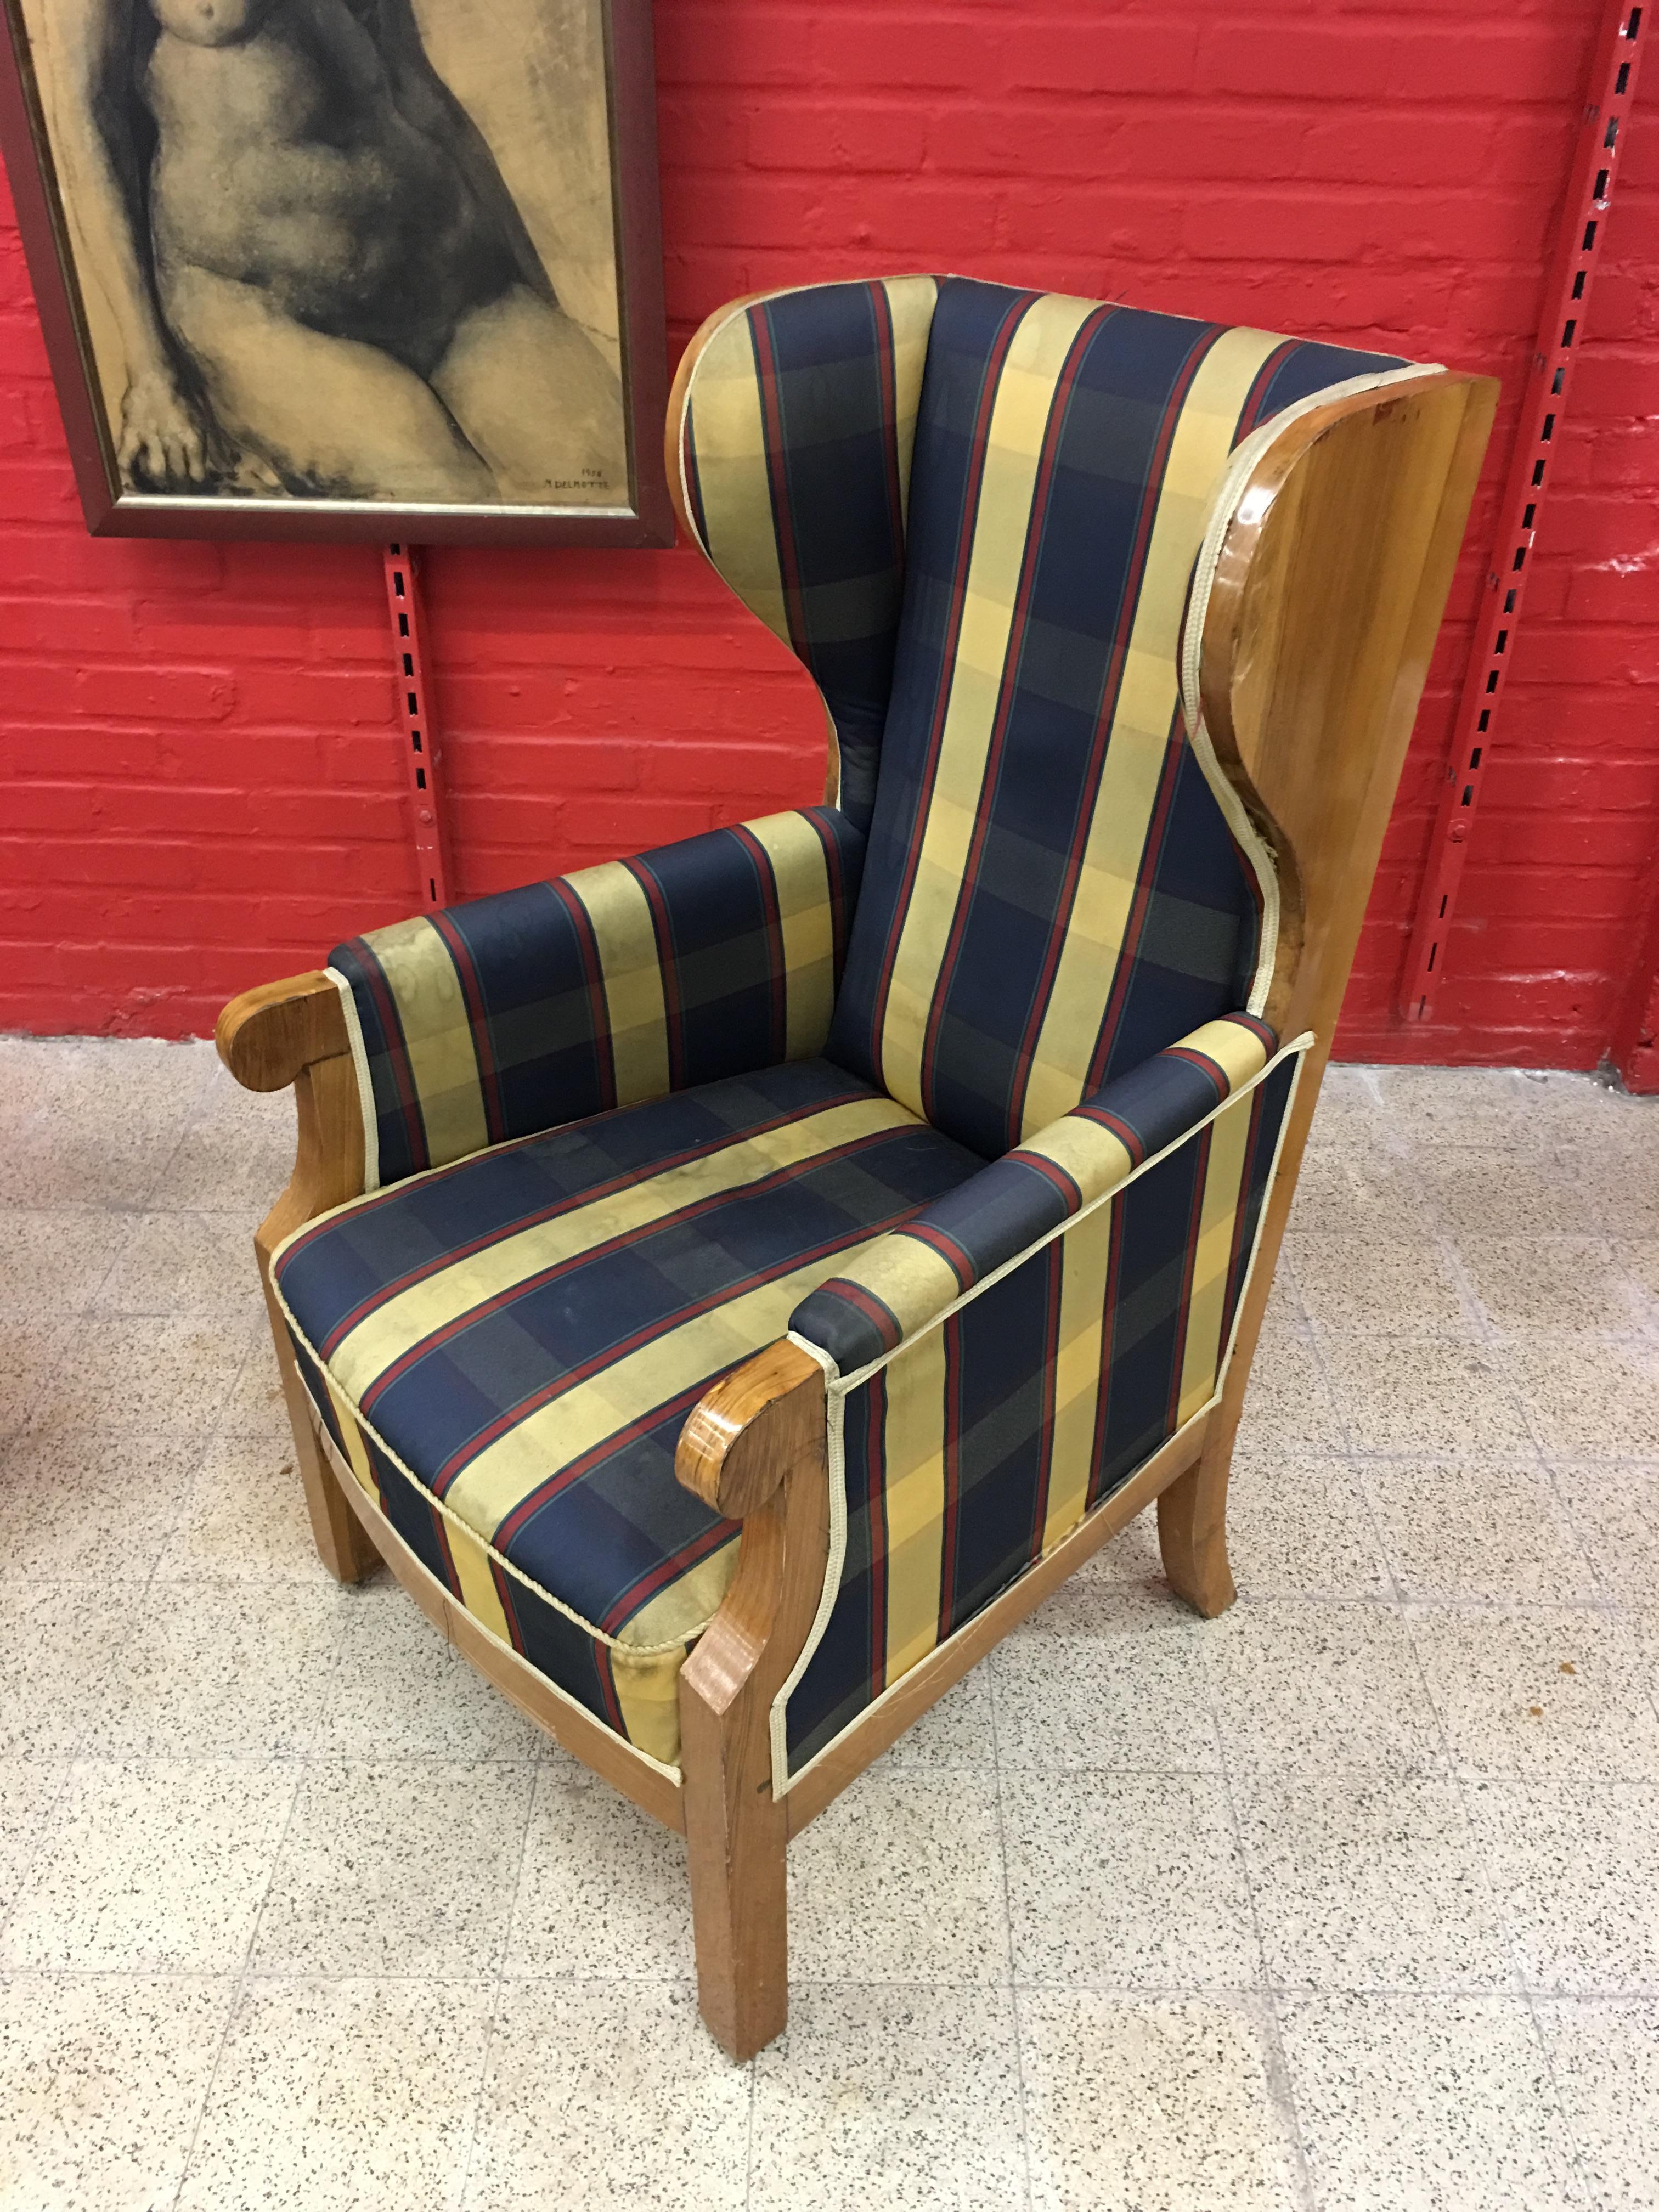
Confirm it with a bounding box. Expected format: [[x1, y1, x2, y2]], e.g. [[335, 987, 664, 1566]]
[[2, 0, 1655, 1069]]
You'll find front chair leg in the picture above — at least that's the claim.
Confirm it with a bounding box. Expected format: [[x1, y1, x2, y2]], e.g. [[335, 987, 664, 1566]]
[[260, 1283, 380, 1586], [675, 1344, 830, 2060], [1158, 1421, 1237, 1618]]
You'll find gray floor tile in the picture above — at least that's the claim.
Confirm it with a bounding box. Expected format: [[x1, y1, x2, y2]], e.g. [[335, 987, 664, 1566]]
[[0, 1762, 70, 1923], [506, 1764, 692, 1980], [0, 1759, 296, 1972], [1553, 1462, 1659, 1602], [314, 1584, 543, 1762], [1225, 1452, 1392, 1599], [1019, 1991, 1302, 2212], [1408, 1605, 1659, 1780], [1536, 1997, 1659, 2211], [1495, 1335, 1659, 1459], [1463, 1778, 1659, 1993], [0, 1582, 147, 1758], [1073, 1500, 1165, 1585], [1418, 1147, 1601, 1240], [154, 1421, 335, 1583], [1317, 1338, 1531, 1455], [252, 1760, 536, 1979], [91, 1211, 263, 1319], [1283, 1149, 1435, 1241], [1277, 1993, 1581, 2212], [1457, 1234, 1635, 1335], [0, 1210, 132, 1317], [178, 1977, 492, 2212], [1002, 1769, 1259, 1989], [751, 1983, 1025, 2212], [0, 1320, 75, 1442], [1233, 1337, 1348, 1454], [1361, 1458, 1598, 1603], [87, 1581, 346, 1759], [1234, 1770, 1513, 1992], [149, 1068, 296, 1212], [469, 1980, 751, 2212], [989, 1580, 1220, 1773], [789, 1769, 1010, 1987], [1288, 1231, 1475, 1339], [29, 1315, 247, 1438], [1618, 1238, 1659, 1331], [1203, 1600, 1441, 1775], [1301, 1064, 1386, 1150], [0, 1433, 196, 1585], [1370, 1065, 1556, 1151], [0, 1974, 233, 2212]]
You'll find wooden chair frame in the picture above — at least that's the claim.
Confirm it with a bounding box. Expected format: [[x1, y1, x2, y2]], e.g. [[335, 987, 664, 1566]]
[[218, 359, 1494, 2061]]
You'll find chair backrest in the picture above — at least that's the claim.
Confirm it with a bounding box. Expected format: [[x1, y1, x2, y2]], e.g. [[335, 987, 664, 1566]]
[[676, 276, 1427, 1156]]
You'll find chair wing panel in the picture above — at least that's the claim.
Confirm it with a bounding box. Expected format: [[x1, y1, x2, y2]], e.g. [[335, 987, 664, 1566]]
[[781, 1028, 1307, 1781], [674, 276, 940, 831], [329, 805, 864, 1186], [826, 276, 1418, 1158]]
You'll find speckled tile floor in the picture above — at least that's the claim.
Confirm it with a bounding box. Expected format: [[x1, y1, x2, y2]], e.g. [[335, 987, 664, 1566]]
[[1, 1038, 1657, 2211]]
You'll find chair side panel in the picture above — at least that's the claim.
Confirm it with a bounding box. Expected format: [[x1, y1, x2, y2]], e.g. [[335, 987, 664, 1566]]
[[781, 1048, 1300, 1779]]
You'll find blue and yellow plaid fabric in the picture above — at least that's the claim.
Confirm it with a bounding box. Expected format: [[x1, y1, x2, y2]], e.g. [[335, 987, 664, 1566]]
[[330, 806, 863, 1186], [677, 278, 939, 832], [273, 1059, 980, 1768], [289, 276, 1426, 1788]]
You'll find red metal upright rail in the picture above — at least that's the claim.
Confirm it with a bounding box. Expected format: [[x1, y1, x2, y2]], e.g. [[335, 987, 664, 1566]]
[[382, 543, 451, 911], [1398, 0, 1648, 1022]]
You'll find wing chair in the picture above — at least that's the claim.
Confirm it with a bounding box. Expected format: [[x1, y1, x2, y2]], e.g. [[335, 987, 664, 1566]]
[[218, 277, 1493, 2058]]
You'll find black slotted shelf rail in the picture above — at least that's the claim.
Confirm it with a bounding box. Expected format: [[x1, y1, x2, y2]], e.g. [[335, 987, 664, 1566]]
[[1398, 0, 1648, 1022]]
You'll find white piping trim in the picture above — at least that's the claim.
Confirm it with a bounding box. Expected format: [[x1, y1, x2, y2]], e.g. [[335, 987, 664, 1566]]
[[770, 1031, 1316, 1795], [326, 964, 380, 1194], [766, 1333, 845, 1796], [1177, 362, 1442, 1015], [308, 1406, 684, 1788]]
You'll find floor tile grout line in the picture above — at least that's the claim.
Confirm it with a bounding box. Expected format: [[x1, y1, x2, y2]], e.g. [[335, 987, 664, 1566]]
[[986, 1660, 1037, 2212], [164, 1758, 307, 2212], [1206, 1599, 1321, 2212], [453, 1761, 543, 2212]]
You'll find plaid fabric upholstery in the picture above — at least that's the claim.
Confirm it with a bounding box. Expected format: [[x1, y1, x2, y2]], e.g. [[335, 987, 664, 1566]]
[[790, 1012, 1276, 1373], [330, 806, 863, 1187], [678, 278, 940, 831], [271, 1058, 979, 1768], [783, 1043, 1304, 1776], [826, 278, 1404, 1157]]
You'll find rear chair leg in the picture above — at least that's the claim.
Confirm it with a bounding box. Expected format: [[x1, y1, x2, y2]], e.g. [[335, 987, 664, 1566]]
[[1158, 1424, 1237, 1618], [261, 1281, 379, 1585]]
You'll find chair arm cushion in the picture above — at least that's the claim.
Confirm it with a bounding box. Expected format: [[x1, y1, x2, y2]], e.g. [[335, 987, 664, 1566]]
[[788, 1013, 1277, 1373], [331, 805, 864, 1186]]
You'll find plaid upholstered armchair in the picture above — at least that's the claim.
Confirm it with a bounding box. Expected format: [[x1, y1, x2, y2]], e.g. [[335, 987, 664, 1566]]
[[219, 278, 1493, 2058]]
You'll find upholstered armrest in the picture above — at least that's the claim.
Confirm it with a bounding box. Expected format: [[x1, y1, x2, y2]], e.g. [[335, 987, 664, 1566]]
[[789, 1013, 1280, 1374], [326, 806, 864, 1187]]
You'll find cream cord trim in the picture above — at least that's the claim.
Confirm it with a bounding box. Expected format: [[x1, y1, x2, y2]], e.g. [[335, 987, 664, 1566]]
[[308, 1407, 682, 1788], [1177, 362, 1441, 1017], [325, 964, 380, 1194], [769, 1031, 1316, 1796]]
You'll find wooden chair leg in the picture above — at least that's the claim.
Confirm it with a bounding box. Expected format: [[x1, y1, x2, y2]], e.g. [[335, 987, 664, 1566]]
[[675, 1345, 830, 2060], [261, 1282, 379, 1585], [1158, 1421, 1237, 1618]]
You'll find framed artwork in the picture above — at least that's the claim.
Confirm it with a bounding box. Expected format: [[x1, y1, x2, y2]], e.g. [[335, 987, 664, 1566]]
[[0, 0, 671, 543]]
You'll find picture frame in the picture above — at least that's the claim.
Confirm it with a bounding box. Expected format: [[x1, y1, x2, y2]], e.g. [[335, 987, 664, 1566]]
[[0, 0, 672, 545]]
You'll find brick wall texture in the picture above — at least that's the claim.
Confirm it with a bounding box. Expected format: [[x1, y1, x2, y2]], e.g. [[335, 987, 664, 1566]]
[[2, 0, 1656, 1071]]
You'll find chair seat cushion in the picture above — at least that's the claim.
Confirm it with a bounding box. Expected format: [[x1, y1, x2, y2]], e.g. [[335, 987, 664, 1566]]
[[272, 1059, 979, 1767]]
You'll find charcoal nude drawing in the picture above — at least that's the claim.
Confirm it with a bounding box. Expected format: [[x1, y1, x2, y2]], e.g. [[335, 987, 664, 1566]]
[[29, 0, 628, 504]]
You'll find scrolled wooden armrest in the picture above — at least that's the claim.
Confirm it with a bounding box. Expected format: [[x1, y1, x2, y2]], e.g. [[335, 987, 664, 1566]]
[[676, 1340, 826, 1519], [216, 970, 349, 1092]]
